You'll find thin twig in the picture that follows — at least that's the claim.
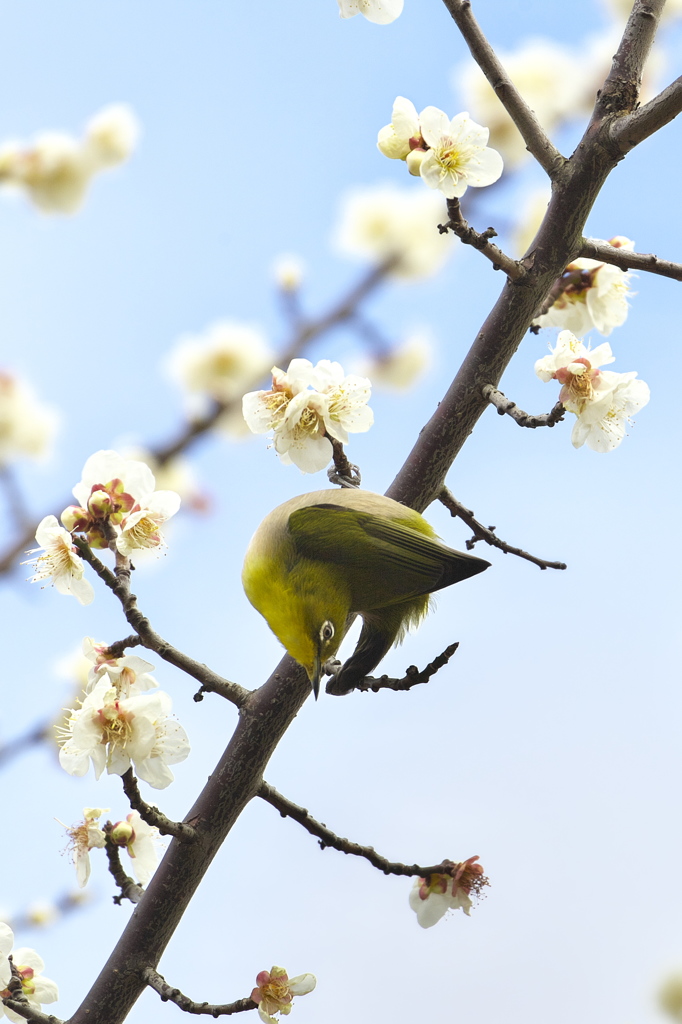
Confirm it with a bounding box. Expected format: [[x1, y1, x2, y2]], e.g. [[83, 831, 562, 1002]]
[[2, 978, 63, 1024], [440, 0, 565, 177], [326, 437, 361, 489], [73, 539, 250, 707], [324, 642, 459, 696], [439, 200, 527, 281], [258, 781, 482, 881], [579, 238, 682, 281], [103, 832, 145, 905], [104, 634, 144, 658], [483, 385, 565, 428], [439, 487, 567, 571], [121, 769, 197, 842], [143, 968, 256, 1017]]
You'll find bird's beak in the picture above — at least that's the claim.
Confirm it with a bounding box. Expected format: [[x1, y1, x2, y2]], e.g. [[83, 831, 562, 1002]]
[[310, 653, 322, 701]]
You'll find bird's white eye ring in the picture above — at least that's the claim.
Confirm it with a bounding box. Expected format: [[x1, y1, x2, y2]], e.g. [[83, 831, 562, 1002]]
[[320, 621, 334, 643]]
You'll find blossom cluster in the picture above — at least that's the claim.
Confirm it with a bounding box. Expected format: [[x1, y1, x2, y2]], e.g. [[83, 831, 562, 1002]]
[[243, 358, 373, 473], [26, 450, 182, 606], [378, 96, 503, 199], [0, 104, 138, 213], [0, 923, 58, 1023], [58, 641, 189, 789], [535, 331, 649, 452]]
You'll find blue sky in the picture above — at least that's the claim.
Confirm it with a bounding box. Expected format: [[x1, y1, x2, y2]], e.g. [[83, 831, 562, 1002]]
[[0, 2, 680, 1023]]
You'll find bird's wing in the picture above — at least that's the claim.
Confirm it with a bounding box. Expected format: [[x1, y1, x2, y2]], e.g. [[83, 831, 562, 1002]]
[[288, 503, 488, 609]]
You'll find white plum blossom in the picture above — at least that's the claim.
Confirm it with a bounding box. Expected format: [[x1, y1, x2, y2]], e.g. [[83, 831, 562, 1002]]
[[408, 857, 487, 928], [418, 107, 503, 198], [458, 40, 585, 167], [117, 491, 181, 557], [63, 449, 181, 555], [117, 446, 208, 513], [0, 372, 58, 464], [0, 104, 138, 214], [58, 678, 190, 789], [569, 373, 650, 452], [0, 929, 59, 1024], [82, 637, 158, 696], [533, 238, 634, 336], [250, 966, 316, 1024], [24, 516, 94, 605], [63, 807, 108, 888], [109, 811, 160, 885], [337, 0, 403, 24], [243, 358, 373, 473], [167, 322, 273, 406], [535, 330, 650, 452], [335, 184, 454, 280], [377, 97, 420, 160]]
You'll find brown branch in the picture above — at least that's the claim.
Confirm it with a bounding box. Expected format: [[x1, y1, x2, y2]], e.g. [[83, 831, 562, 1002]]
[[326, 437, 361, 489], [483, 385, 566, 428], [259, 781, 467, 878], [143, 968, 256, 1017], [73, 539, 249, 707], [103, 832, 145, 906], [439, 487, 567, 571], [578, 238, 682, 280], [592, 0, 666, 121], [2, 982, 62, 1024], [612, 75, 682, 152], [440, 0, 565, 177], [439, 199, 527, 281], [121, 769, 197, 842], [324, 641, 459, 696]]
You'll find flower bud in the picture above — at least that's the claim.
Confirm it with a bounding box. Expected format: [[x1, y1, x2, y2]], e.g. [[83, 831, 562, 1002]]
[[406, 148, 427, 176], [377, 124, 411, 160], [87, 488, 116, 519], [61, 505, 90, 532], [109, 820, 135, 846]]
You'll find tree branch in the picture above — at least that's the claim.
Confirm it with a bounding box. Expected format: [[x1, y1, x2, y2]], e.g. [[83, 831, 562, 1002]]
[[103, 833, 145, 906], [611, 75, 682, 152], [483, 385, 566, 428], [440, 0, 565, 177], [326, 437, 361, 489], [121, 769, 197, 842], [73, 539, 249, 707], [439, 199, 527, 280], [142, 968, 256, 1017], [439, 487, 567, 571], [324, 642, 459, 696], [578, 238, 682, 280], [2, 992, 62, 1024], [258, 781, 484, 883], [592, 0, 666, 121]]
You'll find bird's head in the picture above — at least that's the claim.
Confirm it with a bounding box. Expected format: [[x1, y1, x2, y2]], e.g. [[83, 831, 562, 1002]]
[[243, 554, 349, 698]]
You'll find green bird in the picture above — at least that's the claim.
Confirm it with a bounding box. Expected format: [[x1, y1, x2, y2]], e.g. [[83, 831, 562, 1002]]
[[242, 489, 490, 698]]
